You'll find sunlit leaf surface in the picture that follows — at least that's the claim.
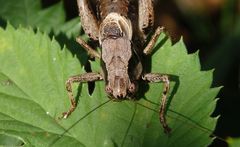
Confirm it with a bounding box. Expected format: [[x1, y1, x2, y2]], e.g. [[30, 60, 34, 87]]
[[0, 25, 220, 147]]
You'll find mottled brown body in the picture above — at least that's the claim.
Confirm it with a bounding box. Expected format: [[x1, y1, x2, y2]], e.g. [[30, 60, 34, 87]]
[[61, 0, 171, 133], [77, 0, 99, 40], [98, 0, 129, 19]]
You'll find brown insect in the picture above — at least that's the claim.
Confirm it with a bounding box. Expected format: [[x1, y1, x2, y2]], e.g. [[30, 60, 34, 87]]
[[60, 0, 171, 133]]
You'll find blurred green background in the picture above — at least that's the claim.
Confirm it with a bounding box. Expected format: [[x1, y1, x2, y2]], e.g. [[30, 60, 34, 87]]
[[0, 0, 239, 146]]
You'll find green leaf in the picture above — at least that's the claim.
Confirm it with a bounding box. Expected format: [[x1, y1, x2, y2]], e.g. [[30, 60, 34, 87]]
[[0, 133, 23, 146], [140, 37, 220, 147], [52, 17, 88, 67], [228, 138, 240, 147], [0, 0, 65, 33], [54, 18, 82, 39], [0, 0, 87, 66], [0, 25, 220, 147], [0, 25, 84, 146]]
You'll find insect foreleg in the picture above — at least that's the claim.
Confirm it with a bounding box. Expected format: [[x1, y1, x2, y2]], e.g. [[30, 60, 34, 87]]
[[138, 0, 154, 38], [142, 73, 171, 133], [60, 73, 103, 119], [143, 26, 164, 55], [77, 0, 99, 40], [76, 37, 100, 59]]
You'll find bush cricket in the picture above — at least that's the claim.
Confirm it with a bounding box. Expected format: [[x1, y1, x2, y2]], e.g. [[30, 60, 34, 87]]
[[60, 0, 171, 133]]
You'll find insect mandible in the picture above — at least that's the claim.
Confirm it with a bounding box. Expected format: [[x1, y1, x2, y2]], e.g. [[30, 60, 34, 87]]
[[60, 0, 171, 133]]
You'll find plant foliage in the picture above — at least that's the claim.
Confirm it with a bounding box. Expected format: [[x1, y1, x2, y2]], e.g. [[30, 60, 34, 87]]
[[0, 24, 220, 147]]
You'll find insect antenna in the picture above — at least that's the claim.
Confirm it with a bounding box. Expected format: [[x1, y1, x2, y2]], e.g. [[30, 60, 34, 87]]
[[49, 99, 112, 146], [121, 103, 137, 147], [136, 101, 227, 143]]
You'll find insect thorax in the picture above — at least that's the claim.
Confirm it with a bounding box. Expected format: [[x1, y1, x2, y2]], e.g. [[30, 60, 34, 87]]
[[99, 12, 140, 99], [99, 12, 132, 44]]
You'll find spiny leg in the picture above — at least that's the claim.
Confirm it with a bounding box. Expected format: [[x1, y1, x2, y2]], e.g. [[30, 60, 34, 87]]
[[76, 37, 100, 59], [76, 0, 100, 59], [138, 0, 154, 39], [60, 72, 103, 119], [142, 73, 171, 133], [77, 0, 99, 41], [143, 26, 164, 55]]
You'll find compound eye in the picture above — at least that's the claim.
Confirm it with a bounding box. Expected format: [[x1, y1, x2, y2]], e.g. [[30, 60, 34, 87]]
[[128, 83, 136, 93], [105, 86, 113, 95]]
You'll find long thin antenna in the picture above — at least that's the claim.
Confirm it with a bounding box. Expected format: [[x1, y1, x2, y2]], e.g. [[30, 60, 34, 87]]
[[136, 102, 227, 143], [49, 99, 112, 146], [121, 103, 137, 147]]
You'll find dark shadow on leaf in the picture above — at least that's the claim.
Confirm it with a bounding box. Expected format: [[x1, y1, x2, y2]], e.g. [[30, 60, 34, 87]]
[[138, 35, 177, 102], [48, 31, 96, 108], [143, 35, 169, 73], [167, 75, 179, 106], [136, 80, 149, 101], [75, 83, 82, 106], [84, 60, 95, 95], [49, 31, 88, 66], [142, 74, 179, 111], [50, 31, 97, 97], [0, 17, 7, 28], [151, 35, 169, 56]]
